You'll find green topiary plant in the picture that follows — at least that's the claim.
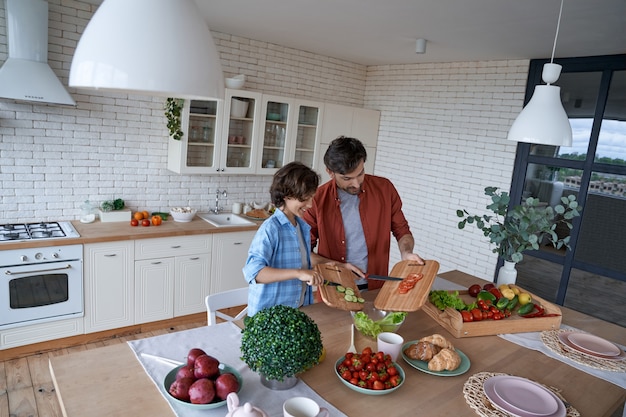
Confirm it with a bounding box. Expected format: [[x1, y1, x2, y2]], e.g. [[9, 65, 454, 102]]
[[456, 186, 581, 263], [165, 98, 184, 140], [240, 305, 323, 382]]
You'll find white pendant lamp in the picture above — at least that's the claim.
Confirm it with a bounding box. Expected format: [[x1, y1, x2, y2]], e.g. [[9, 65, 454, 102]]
[[507, 0, 572, 147], [69, 0, 224, 100]]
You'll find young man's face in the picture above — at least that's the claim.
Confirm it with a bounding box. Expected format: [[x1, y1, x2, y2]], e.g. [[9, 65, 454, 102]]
[[327, 160, 366, 195]]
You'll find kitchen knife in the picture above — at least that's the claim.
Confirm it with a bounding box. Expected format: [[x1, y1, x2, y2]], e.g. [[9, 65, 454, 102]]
[[323, 280, 342, 286], [366, 274, 404, 282]]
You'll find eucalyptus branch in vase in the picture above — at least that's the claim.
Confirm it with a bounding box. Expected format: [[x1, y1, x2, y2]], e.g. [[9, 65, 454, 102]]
[[456, 186, 581, 263]]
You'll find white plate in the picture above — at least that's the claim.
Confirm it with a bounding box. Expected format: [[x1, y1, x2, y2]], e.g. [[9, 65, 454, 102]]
[[567, 332, 621, 357], [484, 376, 566, 417], [558, 331, 626, 361], [401, 342, 471, 376]]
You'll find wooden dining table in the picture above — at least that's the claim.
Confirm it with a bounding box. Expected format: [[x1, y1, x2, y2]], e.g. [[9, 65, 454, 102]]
[[49, 270, 626, 417]]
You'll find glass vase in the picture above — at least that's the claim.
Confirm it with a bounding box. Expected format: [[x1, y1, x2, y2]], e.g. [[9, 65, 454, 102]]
[[496, 260, 518, 286]]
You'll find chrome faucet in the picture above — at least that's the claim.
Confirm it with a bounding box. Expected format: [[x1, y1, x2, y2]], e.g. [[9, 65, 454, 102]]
[[213, 189, 227, 214]]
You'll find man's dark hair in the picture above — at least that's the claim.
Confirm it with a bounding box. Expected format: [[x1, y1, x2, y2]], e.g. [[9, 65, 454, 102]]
[[323, 136, 367, 174], [270, 162, 320, 207]]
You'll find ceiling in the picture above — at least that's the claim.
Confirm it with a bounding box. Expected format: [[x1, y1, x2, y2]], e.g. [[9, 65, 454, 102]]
[[84, 0, 626, 66]]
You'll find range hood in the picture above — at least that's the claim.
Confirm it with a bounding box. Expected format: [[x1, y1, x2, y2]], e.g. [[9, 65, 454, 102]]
[[0, 0, 76, 106]]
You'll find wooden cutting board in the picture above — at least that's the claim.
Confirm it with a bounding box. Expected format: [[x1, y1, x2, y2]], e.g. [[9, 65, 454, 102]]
[[373, 260, 439, 312], [315, 264, 363, 311]]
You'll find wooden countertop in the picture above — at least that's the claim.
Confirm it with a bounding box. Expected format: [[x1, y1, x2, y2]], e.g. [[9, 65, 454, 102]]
[[1, 216, 260, 250], [49, 271, 626, 417]]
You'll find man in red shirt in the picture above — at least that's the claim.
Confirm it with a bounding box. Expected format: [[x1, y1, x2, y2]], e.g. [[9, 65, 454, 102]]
[[303, 136, 424, 290]]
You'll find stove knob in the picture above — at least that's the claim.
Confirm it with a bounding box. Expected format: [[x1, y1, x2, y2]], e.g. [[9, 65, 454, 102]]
[[35, 252, 43, 260], [20, 255, 28, 262], [52, 252, 60, 259]]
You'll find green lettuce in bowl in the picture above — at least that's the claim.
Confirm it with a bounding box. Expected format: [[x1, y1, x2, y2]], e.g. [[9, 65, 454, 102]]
[[351, 302, 407, 339]]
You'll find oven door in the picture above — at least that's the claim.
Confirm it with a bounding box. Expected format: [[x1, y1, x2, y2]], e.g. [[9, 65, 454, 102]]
[[1, 260, 83, 328]]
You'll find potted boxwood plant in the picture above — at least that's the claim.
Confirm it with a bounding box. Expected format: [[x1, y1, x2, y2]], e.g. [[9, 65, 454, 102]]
[[240, 304, 323, 390], [456, 186, 581, 283]]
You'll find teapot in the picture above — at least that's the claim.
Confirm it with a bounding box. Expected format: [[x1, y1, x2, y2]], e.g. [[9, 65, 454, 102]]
[[225, 393, 269, 417]]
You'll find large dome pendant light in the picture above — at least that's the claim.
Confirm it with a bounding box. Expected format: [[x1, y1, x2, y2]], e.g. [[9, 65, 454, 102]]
[[69, 0, 224, 100], [507, 0, 572, 147]]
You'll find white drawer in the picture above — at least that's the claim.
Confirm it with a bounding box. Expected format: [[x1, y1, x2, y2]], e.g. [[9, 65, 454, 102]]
[[135, 235, 212, 260]]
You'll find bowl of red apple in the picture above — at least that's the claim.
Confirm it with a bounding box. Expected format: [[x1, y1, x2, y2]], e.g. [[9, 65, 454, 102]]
[[164, 347, 242, 409]]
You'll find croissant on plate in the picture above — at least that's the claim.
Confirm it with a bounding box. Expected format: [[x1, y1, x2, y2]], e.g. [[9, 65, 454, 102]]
[[427, 348, 462, 371], [419, 333, 455, 351], [403, 341, 441, 361]]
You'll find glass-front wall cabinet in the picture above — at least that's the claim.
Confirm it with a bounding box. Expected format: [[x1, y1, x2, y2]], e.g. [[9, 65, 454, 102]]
[[259, 96, 291, 173], [168, 98, 222, 174], [186, 100, 219, 168], [221, 90, 262, 174], [293, 102, 322, 169]]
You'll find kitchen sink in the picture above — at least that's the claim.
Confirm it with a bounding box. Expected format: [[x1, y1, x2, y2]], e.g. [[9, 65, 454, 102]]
[[197, 212, 256, 227]]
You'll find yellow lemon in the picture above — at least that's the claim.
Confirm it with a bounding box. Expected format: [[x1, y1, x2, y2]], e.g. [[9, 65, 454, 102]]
[[518, 292, 532, 305]]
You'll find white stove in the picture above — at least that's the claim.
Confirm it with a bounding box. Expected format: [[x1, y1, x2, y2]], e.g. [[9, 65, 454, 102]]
[[0, 221, 80, 242]]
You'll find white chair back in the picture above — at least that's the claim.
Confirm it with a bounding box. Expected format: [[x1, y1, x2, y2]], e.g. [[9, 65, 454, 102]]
[[205, 287, 248, 326]]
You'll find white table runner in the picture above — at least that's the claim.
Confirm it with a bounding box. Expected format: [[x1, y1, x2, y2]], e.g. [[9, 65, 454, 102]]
[[128, 322, 347, 417]]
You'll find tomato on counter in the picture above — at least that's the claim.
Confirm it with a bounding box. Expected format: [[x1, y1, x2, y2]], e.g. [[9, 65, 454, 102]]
[[151, 215, 163, 226]]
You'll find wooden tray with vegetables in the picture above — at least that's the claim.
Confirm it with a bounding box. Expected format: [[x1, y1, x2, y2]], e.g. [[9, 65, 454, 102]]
[[315, 264, 364, 311], [422, 283, 562, 338]]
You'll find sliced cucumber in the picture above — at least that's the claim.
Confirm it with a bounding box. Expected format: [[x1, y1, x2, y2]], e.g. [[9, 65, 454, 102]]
[[336, 285, 346, 293], [345, 287, 355, 296]]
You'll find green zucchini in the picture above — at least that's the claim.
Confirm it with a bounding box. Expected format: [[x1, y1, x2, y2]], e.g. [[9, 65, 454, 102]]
[[496, 297, 509, 309], [506, 295, 518, 311], [517, 302, 535, 315]]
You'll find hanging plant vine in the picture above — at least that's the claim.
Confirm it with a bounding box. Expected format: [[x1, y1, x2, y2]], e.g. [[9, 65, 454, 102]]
[[164, 98, 184, 140]]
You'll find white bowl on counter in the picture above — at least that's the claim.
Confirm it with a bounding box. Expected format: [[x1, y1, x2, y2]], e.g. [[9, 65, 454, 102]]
[[170, 207, 197, 222]]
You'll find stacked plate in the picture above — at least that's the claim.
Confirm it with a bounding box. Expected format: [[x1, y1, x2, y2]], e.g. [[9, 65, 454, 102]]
[[558, 331, 625, 360], [483, 375, 566, 417]]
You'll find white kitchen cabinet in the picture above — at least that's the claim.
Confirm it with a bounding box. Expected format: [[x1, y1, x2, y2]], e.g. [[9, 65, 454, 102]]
[[218, 89, 263, 174], [84, 241, 135, 333], [210, 230, 254, 293], [317, 103, 380, 175], [167, 98, 224, 174], [258, 96, 324, 174], [134, 257, 174, 324], [135, 235, 212, 317], [0, 318, 84, 350]]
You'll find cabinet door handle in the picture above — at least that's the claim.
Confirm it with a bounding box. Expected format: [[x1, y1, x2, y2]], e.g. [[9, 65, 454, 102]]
[[190, 257, 200, 260], [151, 261, 162, 265], [104, 254, 117, 257], [233, 242, 244, 245], [171, 245, 182, 249]]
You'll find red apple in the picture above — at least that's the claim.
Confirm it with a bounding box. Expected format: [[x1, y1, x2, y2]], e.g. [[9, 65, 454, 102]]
[[187, 348, 207, 367], [194, 354, 220, 379], [169, 377, 194, 402], [188, 378, 216, 404], [483, 283, 496, 291], [176, 365, 196, 381], [215, 373, 239, 400]]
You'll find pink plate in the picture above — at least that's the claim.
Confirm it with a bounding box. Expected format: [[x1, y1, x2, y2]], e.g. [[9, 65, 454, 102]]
[[558, 331, 626, 361], [483, 376, 566, 417], [567, 332, 621, 357]]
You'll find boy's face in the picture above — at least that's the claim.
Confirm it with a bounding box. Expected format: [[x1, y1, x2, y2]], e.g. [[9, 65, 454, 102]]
[[328, 160, 366, 195], [284, 193, 315, 218]]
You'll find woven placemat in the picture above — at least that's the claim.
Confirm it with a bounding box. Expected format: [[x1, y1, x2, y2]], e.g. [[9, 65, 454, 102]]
[[463, 371, 580, 417], [541, 329, 626, 372]]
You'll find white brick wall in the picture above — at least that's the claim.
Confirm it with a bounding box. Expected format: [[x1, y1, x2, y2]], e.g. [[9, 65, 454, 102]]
[[366, 60, 529, 280], [0, 1, 530, 280]]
